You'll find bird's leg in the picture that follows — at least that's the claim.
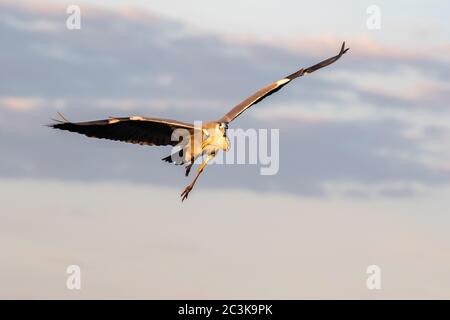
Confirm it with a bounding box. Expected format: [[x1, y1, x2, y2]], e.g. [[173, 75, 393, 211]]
[[185, 163, 193, 176], [181, 154, 214, 201], [185, 156, 195, 176]]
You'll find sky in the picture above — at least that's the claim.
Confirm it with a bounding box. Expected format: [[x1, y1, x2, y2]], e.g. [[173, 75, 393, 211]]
[[0, 0, 449, 299]]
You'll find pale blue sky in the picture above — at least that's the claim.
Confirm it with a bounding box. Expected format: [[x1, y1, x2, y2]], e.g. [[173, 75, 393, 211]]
[[0, 0, 449, 298], [48, 0, 450, 47]]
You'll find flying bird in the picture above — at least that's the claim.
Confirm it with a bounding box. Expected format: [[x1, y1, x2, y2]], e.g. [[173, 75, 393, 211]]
[[50, 42, 349, 201]]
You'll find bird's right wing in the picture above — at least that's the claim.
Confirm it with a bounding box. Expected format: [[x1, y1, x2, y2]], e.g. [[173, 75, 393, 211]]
[[219, 42, 349, 123], [49, 115, 194, 146]]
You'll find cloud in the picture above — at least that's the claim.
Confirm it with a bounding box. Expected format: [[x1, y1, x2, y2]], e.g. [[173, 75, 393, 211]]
[[0, 96, 51, 111], [0, 0, 449, 198], [0, 14, 59, 33]]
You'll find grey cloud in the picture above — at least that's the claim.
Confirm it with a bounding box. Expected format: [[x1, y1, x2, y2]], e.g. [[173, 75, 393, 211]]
[[0, 2, 449, 197], [1, 105, 449, 197]]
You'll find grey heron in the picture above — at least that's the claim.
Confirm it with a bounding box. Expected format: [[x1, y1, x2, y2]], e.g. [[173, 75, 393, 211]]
[[50, 42, 349, 201]]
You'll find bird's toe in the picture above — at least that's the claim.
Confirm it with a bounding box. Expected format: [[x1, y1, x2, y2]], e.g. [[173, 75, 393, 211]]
[[180, 185, 192, 202]]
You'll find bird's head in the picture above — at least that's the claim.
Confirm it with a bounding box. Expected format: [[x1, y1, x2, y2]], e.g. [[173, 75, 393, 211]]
[[218, 122, 230, 151], [218, 122, 228, 136]]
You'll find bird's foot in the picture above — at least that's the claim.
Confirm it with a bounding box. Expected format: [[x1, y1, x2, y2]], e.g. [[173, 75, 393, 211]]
[[181, 184, 193, 202]]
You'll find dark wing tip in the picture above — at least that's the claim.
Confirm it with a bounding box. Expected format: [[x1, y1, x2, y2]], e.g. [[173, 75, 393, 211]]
[[47, 111, 70, 128], [47, 122, 65, 129], [341, 41, 349, 55]]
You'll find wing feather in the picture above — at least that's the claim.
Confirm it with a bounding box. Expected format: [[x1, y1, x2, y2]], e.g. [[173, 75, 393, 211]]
[[219, 42, 349, 123], [49, 116, 194, 146]]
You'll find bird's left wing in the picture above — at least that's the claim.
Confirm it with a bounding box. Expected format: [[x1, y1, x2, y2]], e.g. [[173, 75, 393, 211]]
[[49, 116, 194, 146], [219, 42, 349, 123]]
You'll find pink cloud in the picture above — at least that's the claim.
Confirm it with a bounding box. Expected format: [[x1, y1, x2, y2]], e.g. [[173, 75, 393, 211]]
[[0, 0, 160, 24], [0, 97, 44, 111]]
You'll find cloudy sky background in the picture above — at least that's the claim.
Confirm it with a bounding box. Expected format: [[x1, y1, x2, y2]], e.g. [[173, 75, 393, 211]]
[[0, 0, 449, 298]]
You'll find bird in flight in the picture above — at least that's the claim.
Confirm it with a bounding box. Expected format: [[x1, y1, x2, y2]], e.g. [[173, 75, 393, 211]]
[[50, 42, 349, 201]]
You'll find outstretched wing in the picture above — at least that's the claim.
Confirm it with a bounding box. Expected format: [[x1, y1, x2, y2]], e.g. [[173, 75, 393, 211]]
[[49, 115, 194, 146], [219, 42, 349, 123]]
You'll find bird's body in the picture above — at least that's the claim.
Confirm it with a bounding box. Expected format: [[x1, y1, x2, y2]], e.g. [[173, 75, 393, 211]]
[[200, 122, 230, 159], [50, 42, 349, 201], [161, 121, 228, 161]]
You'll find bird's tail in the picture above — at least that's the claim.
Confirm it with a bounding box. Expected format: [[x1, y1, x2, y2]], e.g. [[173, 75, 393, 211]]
[[162, 155, 174, 163]]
